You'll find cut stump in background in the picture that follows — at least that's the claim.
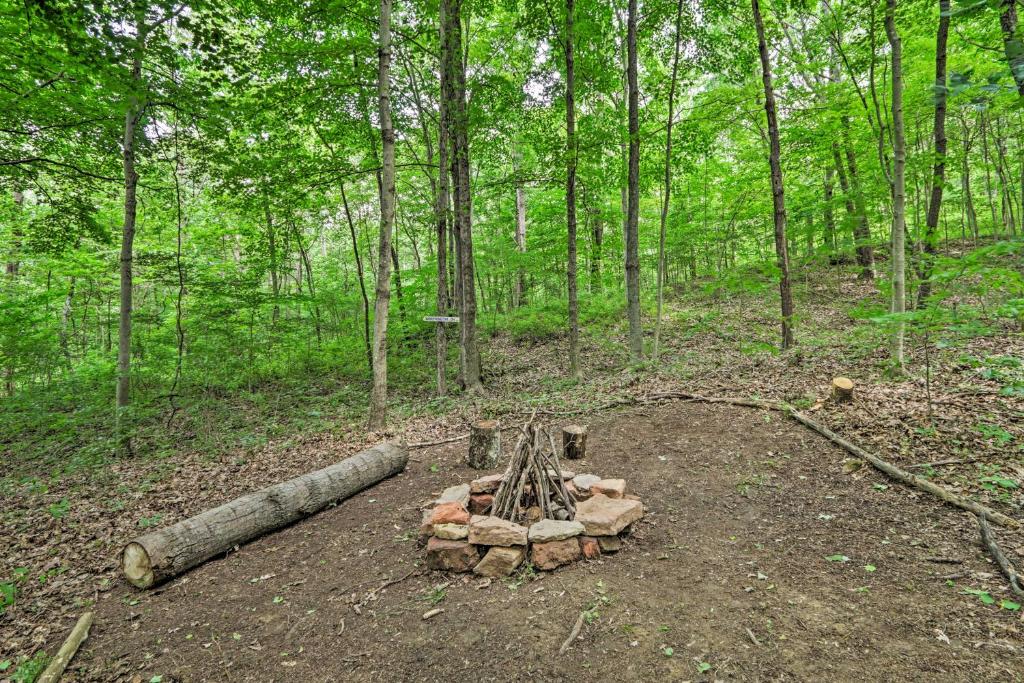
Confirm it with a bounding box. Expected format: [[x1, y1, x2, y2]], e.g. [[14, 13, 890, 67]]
[[562, 425, 587, 460], [468, 419, 501, 469], [121, 442, 408, 589], [832, 377, 854, 402]]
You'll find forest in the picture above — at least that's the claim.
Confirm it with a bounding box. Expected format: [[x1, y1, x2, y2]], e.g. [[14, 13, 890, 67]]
[[2, 0, 1024, 680]]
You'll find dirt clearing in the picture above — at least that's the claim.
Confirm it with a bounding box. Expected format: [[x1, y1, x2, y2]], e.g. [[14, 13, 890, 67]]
[[69, 401, 1024, 681]]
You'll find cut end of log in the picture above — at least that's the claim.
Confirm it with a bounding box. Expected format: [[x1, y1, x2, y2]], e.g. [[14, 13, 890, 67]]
[[831, 377, 854, 402], [122, 541, 154, 589]]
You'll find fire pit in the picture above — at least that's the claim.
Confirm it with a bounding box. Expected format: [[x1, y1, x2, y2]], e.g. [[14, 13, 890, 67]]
[[420, 420, 645, 577]]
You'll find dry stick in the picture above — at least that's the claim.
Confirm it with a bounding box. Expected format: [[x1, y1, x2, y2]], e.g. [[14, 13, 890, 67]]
[[408, 433, 470, 448], [978, 515, 1024, 599], [786, 408, 1020, 529], [559, 609, 588, 654], [648, 390, 1020, 529], [38, 612, 94, 683]]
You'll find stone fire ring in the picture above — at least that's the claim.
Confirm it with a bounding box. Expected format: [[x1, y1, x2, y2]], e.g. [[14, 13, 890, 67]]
[[419, 471, 645, 577]]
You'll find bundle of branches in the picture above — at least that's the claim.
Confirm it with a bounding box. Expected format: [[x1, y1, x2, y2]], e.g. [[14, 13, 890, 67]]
[[491, 419, 576, 522]]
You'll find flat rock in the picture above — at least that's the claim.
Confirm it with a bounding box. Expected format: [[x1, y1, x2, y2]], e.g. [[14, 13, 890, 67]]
[[546, 469, 576, 480], [572, 474, 601, 491], [473, 546, 526, 578], [433, 523, 469, 540], [596, 535, 622, 553], [469, 493, 493, 515], [435, 483, 471, 507], [528, 519, 585, 543], [426, 537, 480, 572], [574, 494, 643, 536], [468, 515, 528, 546], [590, 478, 625, 498], [470, 473, 504, 494], [531, 538, 582, 570], [428, 501, 470, 527]]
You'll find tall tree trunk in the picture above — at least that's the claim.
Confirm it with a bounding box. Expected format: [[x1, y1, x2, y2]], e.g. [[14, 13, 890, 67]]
[[263, 192, 280, 323], [886, 0, 907, 369], [624, 0, 643, 361], [840, 119, 876, 279], [513, 149, 527, 306], [1001, 0, 1024, 96], [654, 0, 684, 361], [446, 0, 482, 392], [341, 184, 372, 371], [117, 40, 144, 425], [368, 0, 396, 429], [823, 168, 837, 253], [565, 0, 581, 378], [917, 0, 949, 308], [435, 0, 452, 397], [753, 0, 795, 349]]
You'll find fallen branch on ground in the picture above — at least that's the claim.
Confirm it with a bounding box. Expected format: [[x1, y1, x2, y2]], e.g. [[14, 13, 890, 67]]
[[977, 516, 1024, 599], [38, 612, 93, 683], [645, 391, 1021, 529], [559, 610, 588, 654]]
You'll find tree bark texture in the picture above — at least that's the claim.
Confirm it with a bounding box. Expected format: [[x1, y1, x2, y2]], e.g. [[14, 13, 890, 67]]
[[369, 0, 397, 430], [625, 0, 643, 361], [753, 0, 795, 349], [122, 443, 408, 588]]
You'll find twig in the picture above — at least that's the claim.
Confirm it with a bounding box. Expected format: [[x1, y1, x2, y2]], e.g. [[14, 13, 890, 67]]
[[38, 612, 94, 683], [357, 568, 422, 607], [559, 610, 587, 654], [977, 515, 1024, 598], [745, 627, 762, 647], [408, 434, 469, 448]]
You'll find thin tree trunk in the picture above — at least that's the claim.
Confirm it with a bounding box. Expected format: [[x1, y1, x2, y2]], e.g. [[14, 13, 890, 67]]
[[753, 0, 795, 349], [823, 168, 837, 253], [565, 0, 581, 378], [841, 119, 876, 278], [917, 0, 949, 308], [513, 149, 527, 306], [341, 184, 372, 371], [263, 192, 280, 323], [369, 0, 396, 430], [625, 0, 643, 361], [117, 33, 144, 430], [655, 0, 684, 361], [434, 0, 452, 397], [446, 0, 482, 392], [886, 0, 907, 369]]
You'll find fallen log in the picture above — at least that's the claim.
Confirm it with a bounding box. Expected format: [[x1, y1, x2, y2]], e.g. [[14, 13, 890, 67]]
[[977, 515, 1024, 599], [122, 442, 408, 589], [646, 390, 1020, 529], [38, 612, 93, 683]]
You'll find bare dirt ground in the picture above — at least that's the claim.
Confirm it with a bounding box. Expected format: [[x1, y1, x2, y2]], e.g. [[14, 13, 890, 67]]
[[68, 400, 1024, 682]]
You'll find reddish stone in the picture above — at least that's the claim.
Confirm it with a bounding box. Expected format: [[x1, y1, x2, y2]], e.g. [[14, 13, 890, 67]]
[[469, 493, 494, 515], [531, 538, 582, 571], [428, 501, 470, 527], [590, 478, 625, 498], [426, 537, 480, 572], [579, 536, 601, 560]]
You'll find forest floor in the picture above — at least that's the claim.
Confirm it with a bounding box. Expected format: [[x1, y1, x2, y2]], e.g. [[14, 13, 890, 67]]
[[3, 256, 1024, 681]]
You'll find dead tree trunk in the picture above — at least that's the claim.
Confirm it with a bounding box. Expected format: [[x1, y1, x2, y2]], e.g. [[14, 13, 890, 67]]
[[122, 443, 408, 588]]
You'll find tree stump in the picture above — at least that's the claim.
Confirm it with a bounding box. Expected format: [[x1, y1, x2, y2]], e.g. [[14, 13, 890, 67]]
[[831, 377, 854, 403], [468, 419, 501, 469], [562, 425, 587, 460]]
